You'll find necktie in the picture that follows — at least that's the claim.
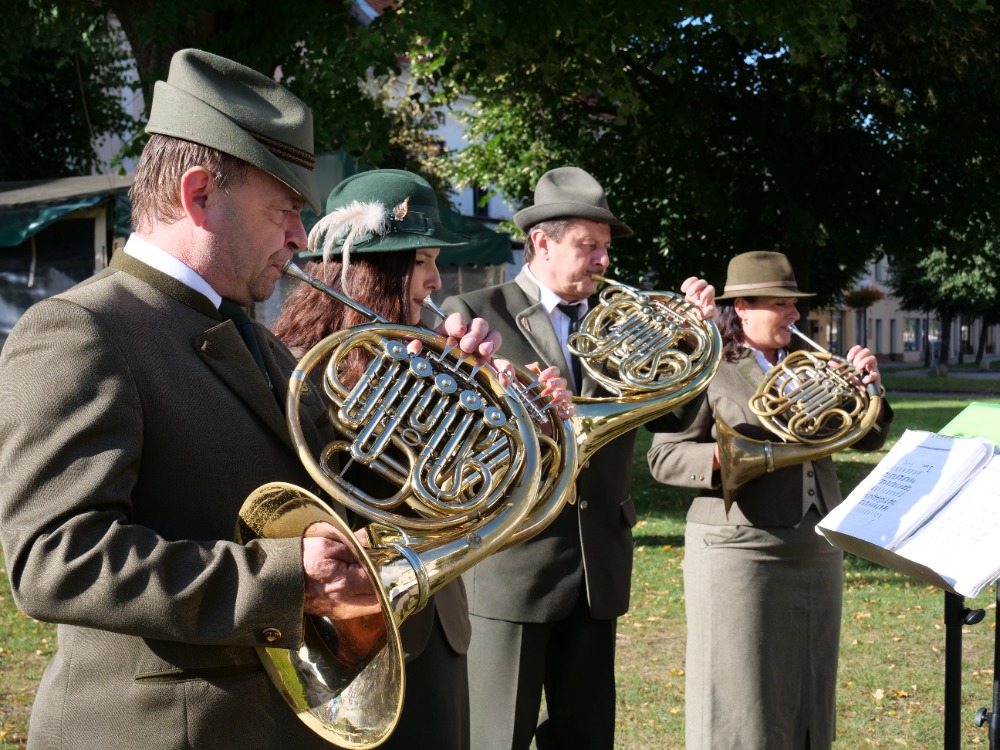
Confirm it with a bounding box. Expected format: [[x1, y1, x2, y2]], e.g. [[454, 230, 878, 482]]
[[219, 299, 270, 384], [557, 302, 583, 392]]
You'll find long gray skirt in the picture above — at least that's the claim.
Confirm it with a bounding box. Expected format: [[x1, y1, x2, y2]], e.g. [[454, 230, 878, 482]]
[[683, 510, 843, 750]]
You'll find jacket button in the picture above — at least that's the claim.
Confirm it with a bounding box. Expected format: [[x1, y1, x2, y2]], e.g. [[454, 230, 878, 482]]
[[807, 470, 815, 478], [261, 628, 282, 644], [808, 489, 816, 496], [582, 460, 591, 469], [580, 500, 589, 510]]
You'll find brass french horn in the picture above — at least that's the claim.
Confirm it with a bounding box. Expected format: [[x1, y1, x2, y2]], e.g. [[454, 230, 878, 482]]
[[237, 261, 575, 748], [236, 266, 720, 748], [716, 324, 885, 512]]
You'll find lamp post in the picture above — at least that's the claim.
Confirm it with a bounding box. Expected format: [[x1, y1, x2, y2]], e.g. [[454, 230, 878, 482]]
[[859, 279, 872, 349], [924, 312, 932, 368]]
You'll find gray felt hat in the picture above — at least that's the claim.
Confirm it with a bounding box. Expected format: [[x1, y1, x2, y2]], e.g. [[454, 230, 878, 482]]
[[513, 166, 633, 238], [145, 48, 321, 212]]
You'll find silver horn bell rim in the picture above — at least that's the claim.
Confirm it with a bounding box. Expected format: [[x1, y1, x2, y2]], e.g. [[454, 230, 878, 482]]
[[236, 481, 406, 750]]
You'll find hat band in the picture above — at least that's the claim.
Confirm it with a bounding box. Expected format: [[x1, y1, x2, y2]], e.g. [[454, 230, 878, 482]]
[[350, 210, 437, 248], [725, 280, 800, 293], [248, 129, 316, 171]]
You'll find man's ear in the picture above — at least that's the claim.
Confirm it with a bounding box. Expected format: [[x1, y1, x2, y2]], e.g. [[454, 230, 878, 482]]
[[530, 228, 549, 259], [179, 167, 215, 228]]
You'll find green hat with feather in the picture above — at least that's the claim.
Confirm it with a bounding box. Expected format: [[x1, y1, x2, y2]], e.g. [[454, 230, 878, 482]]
[[305, 170, 468, 267]]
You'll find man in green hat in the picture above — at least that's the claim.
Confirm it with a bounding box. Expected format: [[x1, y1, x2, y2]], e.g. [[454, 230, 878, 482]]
[[442, 166, 716, 750], [0, 49, 499, 749]]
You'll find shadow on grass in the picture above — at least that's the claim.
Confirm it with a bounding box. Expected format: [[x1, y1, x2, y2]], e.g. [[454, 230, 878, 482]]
[[634, 534, 684, 548]]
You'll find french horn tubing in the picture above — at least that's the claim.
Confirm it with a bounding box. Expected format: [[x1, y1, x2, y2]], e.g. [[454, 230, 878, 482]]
[[716, 324, 885, 513], [236, 261, 576, 749], [235, 266, 721, 748]]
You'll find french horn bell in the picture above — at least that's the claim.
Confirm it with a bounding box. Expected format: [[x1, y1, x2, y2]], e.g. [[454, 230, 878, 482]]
[[717, 324, 885, 513]]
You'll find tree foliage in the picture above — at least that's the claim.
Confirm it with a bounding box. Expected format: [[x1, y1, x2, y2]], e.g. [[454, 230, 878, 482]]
[[389, 0, 1000, 301], [0, 1, 135, 180], [888, 231, 1000, 364], [5, 0, 443, 185], [9, 0, 1000, 309]]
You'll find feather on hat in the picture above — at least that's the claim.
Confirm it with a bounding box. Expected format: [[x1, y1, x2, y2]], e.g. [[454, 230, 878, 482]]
[[304, 170, 468, 289]]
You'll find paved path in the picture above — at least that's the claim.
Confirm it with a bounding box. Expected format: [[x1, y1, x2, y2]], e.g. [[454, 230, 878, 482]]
[[885, 363, 1000, 380]]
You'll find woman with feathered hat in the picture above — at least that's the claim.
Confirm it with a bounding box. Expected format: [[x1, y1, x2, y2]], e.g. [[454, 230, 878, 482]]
[[272, 169, 571, 750]]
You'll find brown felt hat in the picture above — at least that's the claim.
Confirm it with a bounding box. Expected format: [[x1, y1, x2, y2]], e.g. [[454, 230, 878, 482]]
[[716, 251, 815, 300], [145, 48, 321, 212], [513, 166, 633, 238]]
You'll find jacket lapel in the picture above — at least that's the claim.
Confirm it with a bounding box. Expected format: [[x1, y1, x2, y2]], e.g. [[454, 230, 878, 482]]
[[195, 324, 291, 447], [110, 251, 292, 449], [735, 348, 766, 392], [512, 269, 572, 380]]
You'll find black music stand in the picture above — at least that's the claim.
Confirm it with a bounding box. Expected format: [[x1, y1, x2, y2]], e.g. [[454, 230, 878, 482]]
[[972, 586, 1000, 748], [944, 591, 986, 749]]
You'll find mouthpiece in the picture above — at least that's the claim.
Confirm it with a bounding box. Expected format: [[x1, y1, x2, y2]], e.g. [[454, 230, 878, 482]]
[[421, 295, 448, 320]]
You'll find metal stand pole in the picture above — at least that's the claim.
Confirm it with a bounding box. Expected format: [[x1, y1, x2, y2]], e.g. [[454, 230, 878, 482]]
[[945, 591, 986, 749], [974, 586, 1000, 748]]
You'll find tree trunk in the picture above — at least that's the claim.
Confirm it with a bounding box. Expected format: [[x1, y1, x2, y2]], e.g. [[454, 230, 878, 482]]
[[939, 311, 953, 365], [976, 320, 989, 366], [104, 1, 222, 112]]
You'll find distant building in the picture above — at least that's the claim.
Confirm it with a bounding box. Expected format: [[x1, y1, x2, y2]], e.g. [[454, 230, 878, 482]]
[[809, 256, 998, 365]]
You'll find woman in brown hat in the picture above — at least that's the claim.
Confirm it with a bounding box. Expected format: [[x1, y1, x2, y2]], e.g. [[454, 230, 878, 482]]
[[272, 169, 572, 750], [646, 251, 894, 750]]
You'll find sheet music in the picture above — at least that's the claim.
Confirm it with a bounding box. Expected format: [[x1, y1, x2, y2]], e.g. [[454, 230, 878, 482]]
[[817, 429, 995, 550], [893, 454, 1000, 598]]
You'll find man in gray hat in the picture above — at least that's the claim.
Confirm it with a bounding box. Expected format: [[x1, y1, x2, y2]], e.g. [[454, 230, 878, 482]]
[[0, 49, 499, 749], [443, 166, 715, 749]]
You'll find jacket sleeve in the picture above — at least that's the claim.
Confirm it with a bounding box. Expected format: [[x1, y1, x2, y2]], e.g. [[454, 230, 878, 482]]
[[855, 396, 895, 452], [0, 298, 306, 648], [646, 391, 720, 490], [441, 294, 477, 321]]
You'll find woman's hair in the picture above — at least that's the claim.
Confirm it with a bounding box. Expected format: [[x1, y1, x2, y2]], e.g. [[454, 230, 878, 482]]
[[717, 299, 752, 362], [271, 250, 416, 386]]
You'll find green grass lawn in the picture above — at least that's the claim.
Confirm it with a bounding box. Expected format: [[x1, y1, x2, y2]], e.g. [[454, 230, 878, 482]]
[[2, 391, 999, 748]]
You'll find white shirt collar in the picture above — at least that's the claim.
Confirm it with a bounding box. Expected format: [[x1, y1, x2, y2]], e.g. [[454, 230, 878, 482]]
[[743, 343, 787, 374], [124, 234, 222, 309], [523, 265, 589, 316]]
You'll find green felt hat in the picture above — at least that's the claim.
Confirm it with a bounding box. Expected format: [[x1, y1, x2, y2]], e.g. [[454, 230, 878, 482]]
[[304, 169, 467, 260], [145, 48, 321, 212], [513, 166, 633, 238], [716, 251, 815, 300]]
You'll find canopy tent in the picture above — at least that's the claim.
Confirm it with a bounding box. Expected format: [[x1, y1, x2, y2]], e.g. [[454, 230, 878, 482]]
[[0, 174, 133, 349], [0, 173, 133, 248]]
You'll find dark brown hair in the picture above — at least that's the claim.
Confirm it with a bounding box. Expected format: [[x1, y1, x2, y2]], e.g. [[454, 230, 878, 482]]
[[271, 252, 416, 386], [717, 300, 748, 362], [130, 134, 250, 232]]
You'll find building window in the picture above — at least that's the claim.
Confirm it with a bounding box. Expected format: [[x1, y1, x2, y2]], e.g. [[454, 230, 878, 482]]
[[903, 319, 919, 352], [472, 187, 490, 218], [825, 313, 842, 354]]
